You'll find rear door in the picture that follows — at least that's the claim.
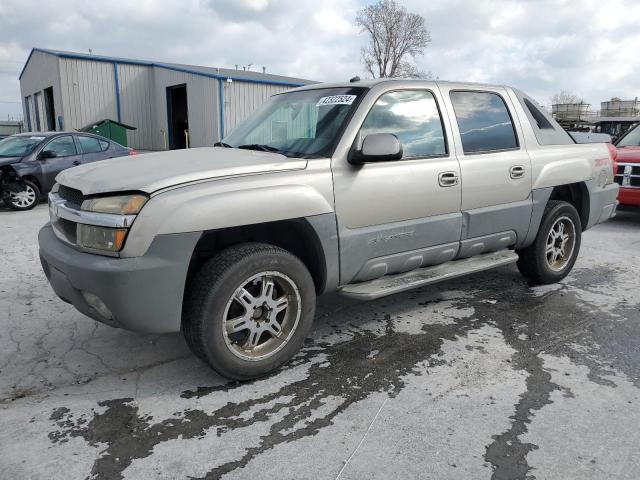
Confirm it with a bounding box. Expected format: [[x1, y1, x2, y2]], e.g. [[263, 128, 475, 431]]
[[39, 135, 83, 192], [77, 135, 112, 163], [439, 86, 533, 256]]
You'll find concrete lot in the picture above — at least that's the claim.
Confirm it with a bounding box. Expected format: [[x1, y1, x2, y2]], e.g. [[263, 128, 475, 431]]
[[1, 204, 639, 480]]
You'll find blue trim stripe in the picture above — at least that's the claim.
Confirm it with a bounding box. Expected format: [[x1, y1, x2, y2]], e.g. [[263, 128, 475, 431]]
[[218, 79, 225, 140], [20, 48, 307, 88], [113, 63, 122, 122]]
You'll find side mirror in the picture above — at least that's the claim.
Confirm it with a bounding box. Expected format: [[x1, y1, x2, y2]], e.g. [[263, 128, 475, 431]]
[[39, 150, 57, 160], [350, 133, 403, 164]]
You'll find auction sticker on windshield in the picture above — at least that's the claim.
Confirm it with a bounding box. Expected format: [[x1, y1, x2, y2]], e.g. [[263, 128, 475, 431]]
[[316, 95, 357, 107]]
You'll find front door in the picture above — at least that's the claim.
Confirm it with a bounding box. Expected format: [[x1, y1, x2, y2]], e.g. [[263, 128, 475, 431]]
[[39, 135, 83, 191], [440, 87, 533, 255], [332, 87, 462, 284]]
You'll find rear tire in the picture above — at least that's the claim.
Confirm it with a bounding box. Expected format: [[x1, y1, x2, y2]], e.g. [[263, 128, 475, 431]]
[[516, 200, 582, 285], [182, 242, 316, 380], [5, 179, 40, 211]]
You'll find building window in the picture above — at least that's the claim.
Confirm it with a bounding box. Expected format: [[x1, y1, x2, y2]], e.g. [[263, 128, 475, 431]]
[[450, 91, 519, 154], [24, 96, 32, 132]]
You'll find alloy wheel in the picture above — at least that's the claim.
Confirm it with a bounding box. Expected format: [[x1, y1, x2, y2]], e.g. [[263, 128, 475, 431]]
[[545, 216, 576, 271], [222, 271, 301, 361]]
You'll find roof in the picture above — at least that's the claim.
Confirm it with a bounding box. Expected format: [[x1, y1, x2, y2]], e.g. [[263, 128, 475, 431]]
[[14, 131, 113, 137], [14, 131, 62, 137], [291, 78, 508, 92], [20, 48, 314, 87]]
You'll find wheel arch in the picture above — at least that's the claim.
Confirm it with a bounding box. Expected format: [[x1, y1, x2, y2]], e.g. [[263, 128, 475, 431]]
[[185, 215, 338, 297], [519, 182, 591, 249], [548, 182, 590, 230]]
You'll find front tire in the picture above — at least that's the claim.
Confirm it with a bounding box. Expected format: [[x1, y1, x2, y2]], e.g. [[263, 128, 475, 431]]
[[5, 179, 40, 211], [182, 242, 316, 380], [516, 200, 582, 285]]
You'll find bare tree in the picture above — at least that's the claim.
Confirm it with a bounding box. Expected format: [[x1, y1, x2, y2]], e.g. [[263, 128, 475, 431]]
[[550, 90, 584, 105], [356, 0, 431, 78]]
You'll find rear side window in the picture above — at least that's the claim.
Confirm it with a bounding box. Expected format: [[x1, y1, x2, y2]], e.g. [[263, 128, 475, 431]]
[[99, 139, 110, 151], [523, 98, 554, 130], [78, 136, 103, 154], [359, 90, 447, 158], [450, 91, 518, 154]]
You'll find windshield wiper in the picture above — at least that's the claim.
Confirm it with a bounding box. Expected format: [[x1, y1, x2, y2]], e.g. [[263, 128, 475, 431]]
[[237, 144, 281, 153], [214, 141, 232, 148]]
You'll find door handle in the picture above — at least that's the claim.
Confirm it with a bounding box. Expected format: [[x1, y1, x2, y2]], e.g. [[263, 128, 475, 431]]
[[72, 160, 81, 166], [510, 165, 525, 179], [438, 171, 459, 187]]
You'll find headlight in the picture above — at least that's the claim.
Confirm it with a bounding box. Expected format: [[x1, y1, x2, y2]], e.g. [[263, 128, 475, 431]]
[[77, 224, 128, 252], [82, 194, 148, 215]]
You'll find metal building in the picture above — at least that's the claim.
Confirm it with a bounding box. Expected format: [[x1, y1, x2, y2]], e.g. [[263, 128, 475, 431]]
[[551, 102, 594, 130], [592, 98, 640, 138], [19, 48, 312, 150]]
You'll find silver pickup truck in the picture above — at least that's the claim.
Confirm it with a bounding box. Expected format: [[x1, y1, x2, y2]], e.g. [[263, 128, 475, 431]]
[[39, 79, 619, 380]]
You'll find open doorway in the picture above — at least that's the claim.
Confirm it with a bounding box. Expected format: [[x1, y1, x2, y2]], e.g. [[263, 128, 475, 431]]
[[44, 87, 55, 131], [166, 84, 189, 149]]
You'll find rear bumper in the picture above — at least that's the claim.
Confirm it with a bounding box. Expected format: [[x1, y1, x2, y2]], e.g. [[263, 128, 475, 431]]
[[38, 224, 201, 333], [586, 182, 619, 228], [618, 187, 640, 207]]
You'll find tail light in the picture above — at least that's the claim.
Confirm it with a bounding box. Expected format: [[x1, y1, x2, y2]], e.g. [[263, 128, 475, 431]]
[[128, 149, 138, 156], [606, 143, 618, 178]]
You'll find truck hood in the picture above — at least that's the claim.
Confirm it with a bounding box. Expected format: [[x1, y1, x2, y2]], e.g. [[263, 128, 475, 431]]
[[0, 156, 22, 167], [616, 146, 640, 163], [56, 147, 307, 195]]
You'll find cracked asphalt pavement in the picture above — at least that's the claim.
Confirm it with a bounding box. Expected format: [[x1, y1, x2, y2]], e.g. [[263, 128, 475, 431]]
[[1, 204, 639, 480]]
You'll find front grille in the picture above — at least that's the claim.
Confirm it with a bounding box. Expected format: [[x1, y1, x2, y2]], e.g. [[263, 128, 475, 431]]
[[51, 217, 77, 245], [615, 163, 640, 188], [58, 185, 85, 207]]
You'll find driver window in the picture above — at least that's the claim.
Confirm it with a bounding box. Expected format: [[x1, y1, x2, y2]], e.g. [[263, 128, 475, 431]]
[[359, 90, 447, 158], [44, 136, 77, 157]]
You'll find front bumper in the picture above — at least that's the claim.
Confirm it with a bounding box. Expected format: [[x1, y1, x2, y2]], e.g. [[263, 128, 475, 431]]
[[39, 224, 201, 333], [618, 187, 640, 207]]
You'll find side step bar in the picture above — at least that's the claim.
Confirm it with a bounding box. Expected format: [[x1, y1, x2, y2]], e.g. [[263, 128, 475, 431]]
[[338, 250, 519, 301]]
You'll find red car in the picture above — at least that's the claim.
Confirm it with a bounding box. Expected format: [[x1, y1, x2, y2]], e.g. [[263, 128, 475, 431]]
[[614, 124, 640, 206]]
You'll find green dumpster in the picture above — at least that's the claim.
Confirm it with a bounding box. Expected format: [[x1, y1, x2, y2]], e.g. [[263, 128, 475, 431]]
[[79, 119, 136, 147]]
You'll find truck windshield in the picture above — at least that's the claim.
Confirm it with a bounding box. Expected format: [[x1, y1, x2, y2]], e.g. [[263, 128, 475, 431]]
[[0, 136, 45, 157], [616, 125, 640, 147], [222, 87, 366, 158]]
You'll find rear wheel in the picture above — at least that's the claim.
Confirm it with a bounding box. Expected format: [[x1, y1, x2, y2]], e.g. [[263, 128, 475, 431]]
[[516, 200, 582, 284], [182, 242, 316, 380], [5, 179, 40, 211]]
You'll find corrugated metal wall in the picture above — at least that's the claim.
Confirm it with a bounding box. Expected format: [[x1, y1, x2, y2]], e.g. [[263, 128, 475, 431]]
[[153, 68, 218, 150], [21, 51, 303, 150], [223, 80, 289, 135], [19, 50, 63, 131], [58, 58, 117, 130], [116, 64, 155, 150]]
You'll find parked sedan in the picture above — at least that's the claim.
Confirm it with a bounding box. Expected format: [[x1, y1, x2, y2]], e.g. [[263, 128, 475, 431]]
[[0, 132, 135, 210]]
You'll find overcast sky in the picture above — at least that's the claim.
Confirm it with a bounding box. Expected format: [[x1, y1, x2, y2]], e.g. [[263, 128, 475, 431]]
[[1, 0, 639, 120]]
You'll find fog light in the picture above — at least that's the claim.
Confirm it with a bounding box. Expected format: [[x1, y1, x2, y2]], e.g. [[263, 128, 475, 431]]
[[82, 291, 113, 320], [77, 224, 128, 252]]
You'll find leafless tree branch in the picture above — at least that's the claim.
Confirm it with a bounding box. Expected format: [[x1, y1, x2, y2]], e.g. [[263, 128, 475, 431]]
[[356, 0, 431, 78]]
